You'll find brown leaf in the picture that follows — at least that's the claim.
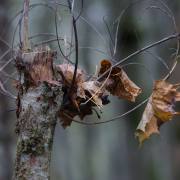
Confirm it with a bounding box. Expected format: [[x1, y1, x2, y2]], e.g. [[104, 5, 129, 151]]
[[58, 109, 77, 128], [98, 60, 142, 102], [81, 81, 106, 107], [58, 79, 110, 128], [135, 97, 159, 145], [57, 62, 112, 128], [135, 80, 180, 145], [59, 79, 110, 128], [58, 103, 93, 128], [57, 63, 87, 110], [57, 63, 85, 86]]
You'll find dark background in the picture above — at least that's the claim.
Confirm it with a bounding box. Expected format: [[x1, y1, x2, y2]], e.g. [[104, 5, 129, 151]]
[[1, 0, 180, 180]]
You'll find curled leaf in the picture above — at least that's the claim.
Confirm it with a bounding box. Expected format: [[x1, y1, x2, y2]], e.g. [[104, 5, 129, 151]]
[[135, 80, 180, 145], [98, 60, 142, 102]]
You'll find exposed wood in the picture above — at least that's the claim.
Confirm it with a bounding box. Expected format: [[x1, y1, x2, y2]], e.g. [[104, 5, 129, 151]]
[[21, 0, 31, 51]]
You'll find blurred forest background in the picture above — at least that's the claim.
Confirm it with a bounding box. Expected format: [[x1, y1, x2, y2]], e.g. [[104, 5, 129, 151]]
[[1, 0, 180, 180]]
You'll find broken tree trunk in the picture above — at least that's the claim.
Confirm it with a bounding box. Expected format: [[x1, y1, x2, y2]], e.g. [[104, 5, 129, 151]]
[[13, 47, 62, 180]]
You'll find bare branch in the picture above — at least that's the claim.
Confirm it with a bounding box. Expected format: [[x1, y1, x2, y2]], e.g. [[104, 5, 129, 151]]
[[98, 33, 180, 81], [21, 0, 31, 50]]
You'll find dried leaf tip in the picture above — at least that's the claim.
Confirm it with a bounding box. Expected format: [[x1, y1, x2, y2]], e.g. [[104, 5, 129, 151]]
[[56, 63, 85, 86], [98, 60, 142, 102], [135, 80, 180, 145]]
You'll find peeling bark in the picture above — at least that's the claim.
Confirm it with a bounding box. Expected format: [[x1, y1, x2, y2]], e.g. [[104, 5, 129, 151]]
[[13, 48, 62, 180]]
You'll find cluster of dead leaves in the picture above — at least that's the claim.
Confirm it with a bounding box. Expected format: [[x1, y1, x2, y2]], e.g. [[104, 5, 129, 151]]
[[15, 49, 180, 145], [57, 60, 142, 128], [135, 80, 180, 145], [57, 60, 180, 146]]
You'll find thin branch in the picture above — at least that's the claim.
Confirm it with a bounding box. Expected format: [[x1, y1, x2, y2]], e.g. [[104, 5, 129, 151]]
[[113, 0, 148, 56], [121, 62, 154, 81], [144, 50, 170, 71], [103, 16, 114, 56], [75, 0, 84, 21], [98, 33, 180, 81], [0, 70, 16, 80], [21, 0, 31, 50], [55, 6, 71, 62], [83, 67, 113, 105], [72, 98, 149, 125], [0, 79, 16, 99], [164, 60, 178, 80], [67, 0, 79, 95], [140, 0, 180, 80], [80, 16, 107, 47], [0, 49, 12, 62], [0, 58, 14, 72]]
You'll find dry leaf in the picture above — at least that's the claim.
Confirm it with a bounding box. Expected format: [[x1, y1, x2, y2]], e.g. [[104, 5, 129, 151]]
[[59, 80, 110, 128], [57, 60, 140, 128], [57, 63, 85, 86], [135, 97, 159, 145], [58, 78, 110, 127], [81, 81, 106, 107], [57, 59, 141, 128], [56, 64, 92, 128], [57, 63, 87, 110], [59, 109, 77, 128], [59, 102, 93, 128], [135, 80, 180, 144], [98, 60, 142, 102]]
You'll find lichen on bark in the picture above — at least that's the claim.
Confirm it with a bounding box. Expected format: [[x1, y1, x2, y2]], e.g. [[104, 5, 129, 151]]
[[13, 47, 63, 180]]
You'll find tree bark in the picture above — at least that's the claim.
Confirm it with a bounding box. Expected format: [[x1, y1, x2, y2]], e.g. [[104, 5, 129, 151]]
[[13, 48, 62, 180]]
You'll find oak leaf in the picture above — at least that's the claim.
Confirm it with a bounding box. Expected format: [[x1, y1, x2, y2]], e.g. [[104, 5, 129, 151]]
[[135, 80, 180, 144], [98, 60, 142, 102]]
